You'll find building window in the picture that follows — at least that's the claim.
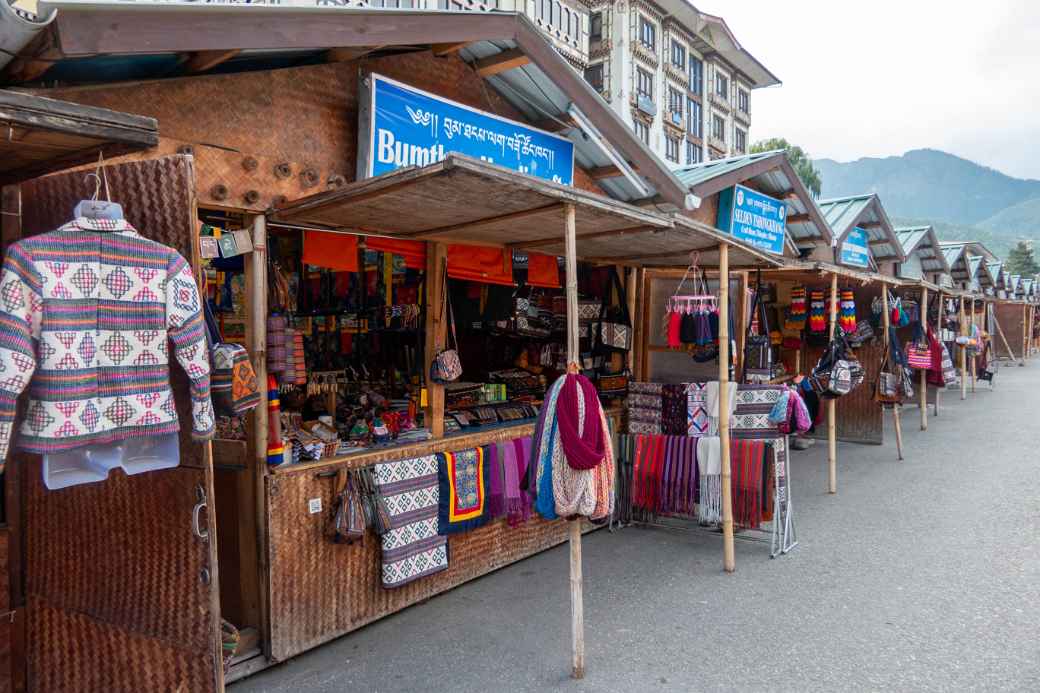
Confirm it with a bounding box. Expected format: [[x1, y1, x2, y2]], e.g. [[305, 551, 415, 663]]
[[734, 128, 747, 154], [633, 120, 650, 145], [711, 113, 726, 142], [590, 11, 602, 42], [584, 63, 604, 93], [738, 88, 749, 114], [668, 87, 683, 119], [636, 67, 653, 100], [714, 70, 729, 99], [686, 140, 702, 165], [671, 40, 686, 70], [665, 135, 680, 163], [687, 98, 702, 137], [689, 56, 703, 95], [639, 15, 655, 51]]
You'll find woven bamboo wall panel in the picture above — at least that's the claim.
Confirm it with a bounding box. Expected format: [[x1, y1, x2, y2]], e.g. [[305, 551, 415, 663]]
[[24, 460, 213, 650], [266, 468, 571, 661], [36, 52, 606, 212], [29, 597, 214, 693], [994, 303, 1025, 358]]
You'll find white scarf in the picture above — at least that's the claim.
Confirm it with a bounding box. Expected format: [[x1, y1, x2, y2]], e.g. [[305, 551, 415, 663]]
[[705, 381, 738, 435], [697, 436, 722, 524]]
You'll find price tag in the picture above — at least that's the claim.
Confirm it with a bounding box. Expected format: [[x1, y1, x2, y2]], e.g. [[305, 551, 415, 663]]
[[308, 498, 323, 514]]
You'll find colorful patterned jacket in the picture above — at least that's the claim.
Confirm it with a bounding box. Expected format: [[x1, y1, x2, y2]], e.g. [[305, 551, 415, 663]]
[[0, 217, 214, 466]]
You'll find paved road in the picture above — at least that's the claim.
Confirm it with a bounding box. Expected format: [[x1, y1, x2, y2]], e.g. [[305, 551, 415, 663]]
[[234, 365, 1040, 692]]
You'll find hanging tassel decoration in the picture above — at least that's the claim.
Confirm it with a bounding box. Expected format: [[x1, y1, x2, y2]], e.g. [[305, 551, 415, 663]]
[[267, 374, 285, 466], [809, 290, 826, 333], [786, 285, 807, 330], [840, 289, 857, 333]]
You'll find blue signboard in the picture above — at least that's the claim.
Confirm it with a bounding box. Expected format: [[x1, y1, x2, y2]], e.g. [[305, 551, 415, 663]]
[[363, 73, 574, 185], [715, 184, 787, 255], [840, 227, 871, 268]]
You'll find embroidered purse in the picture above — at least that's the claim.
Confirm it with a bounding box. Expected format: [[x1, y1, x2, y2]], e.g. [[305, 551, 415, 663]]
[[430, 260, 463, 384], [205, 300, 260, 416], [593, 267, 633, 352], [905, 322, 932, 370]]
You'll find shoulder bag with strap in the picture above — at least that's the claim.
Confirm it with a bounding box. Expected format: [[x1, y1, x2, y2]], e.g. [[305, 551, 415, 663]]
[[594, 267, 633, 352], [743, 269, 774, 382], [430, 258, 463, 384], [205, 298, 261, 416]]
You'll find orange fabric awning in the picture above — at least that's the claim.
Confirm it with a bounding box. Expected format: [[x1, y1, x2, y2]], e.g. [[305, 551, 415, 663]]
[[365, 237, 427, 270], [526, 252, 561, 289], [303, 231, 359, 272], [447, 245, 514, 286]]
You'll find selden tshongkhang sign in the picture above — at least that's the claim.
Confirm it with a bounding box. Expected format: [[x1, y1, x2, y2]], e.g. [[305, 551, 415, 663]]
[[839, 227, 871, 268], [359, 73, 575, 185], [716, 184, 786, 255]]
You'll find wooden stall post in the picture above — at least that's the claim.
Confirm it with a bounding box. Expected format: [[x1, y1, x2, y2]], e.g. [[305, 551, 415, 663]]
[[1023, 303, 1029, 364], [562, 203, 585, 680], [919, 287, 928, 430], [625, 267, 637, 374], [960, 297, 968, 399], [247, 213, 271, 650], [424, 242, 448, 438], [718, 243, 735, 573], [933, 291, 942, 416], [827, 272, 838, 494], [970, 298, 977, 392], [881, 286, 903, 460]]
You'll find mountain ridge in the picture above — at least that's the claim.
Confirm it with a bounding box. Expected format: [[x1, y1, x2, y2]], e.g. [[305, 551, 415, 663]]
[[813, 148, 1040, 259]]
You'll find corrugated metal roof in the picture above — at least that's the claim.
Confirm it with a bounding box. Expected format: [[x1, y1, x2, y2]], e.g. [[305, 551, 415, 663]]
[[672, 150, 831, 247], [818, 193, 904, 263], [21, 5, 696, 209], [894, 225, 948, 274], [987, 261, 1005, 289]]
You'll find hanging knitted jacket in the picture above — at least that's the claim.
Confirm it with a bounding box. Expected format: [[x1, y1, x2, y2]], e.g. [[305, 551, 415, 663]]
[[809, 290, 826, 333], [785, 286, 808, 331], [839, 289, 857, 333], [0, 218, 213, 469]]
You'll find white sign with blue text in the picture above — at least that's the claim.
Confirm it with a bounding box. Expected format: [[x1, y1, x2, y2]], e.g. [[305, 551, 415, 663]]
[[840, 227, 871, 268], [362, 73, 575, 185], [715, 184, 787, 255]]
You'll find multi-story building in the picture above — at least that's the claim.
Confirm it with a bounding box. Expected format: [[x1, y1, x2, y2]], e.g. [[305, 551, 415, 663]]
[[581, 1, 778, 166]]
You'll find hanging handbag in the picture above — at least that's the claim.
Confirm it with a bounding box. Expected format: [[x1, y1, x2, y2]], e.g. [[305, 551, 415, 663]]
[[904, 321, 933, 370], [205, 299, 261, 416], [595, 368, 630, 396], [594, 267, 633, 352], [744, 269, 775, 382], [430, 259, 463, 384], [331, 469, 366, 544], [875, 329, 906, 404]]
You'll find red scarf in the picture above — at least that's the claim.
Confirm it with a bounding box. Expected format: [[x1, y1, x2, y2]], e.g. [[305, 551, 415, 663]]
[[556, 373, 606, 470]]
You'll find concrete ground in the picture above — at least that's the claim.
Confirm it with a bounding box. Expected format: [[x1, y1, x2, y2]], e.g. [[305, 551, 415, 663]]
[[234, 363, 1040, 693]]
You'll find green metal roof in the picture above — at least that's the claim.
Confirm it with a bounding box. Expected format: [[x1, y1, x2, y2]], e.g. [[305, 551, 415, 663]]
[[671, 150, 832, 247], [817, 193, 904, 263], [894, 225, 949, 274]]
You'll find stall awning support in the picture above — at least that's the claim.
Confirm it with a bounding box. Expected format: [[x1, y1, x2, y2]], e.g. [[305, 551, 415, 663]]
[[562, 202, 586, 680], [827, 272, 838, 494], [919, 287, 929, 431], [718, 242, 735, 573], [934, 290, 943, 417], [970, 298, 977, 392], [881, 285, 903, 461], [960, 297, 968, 399]]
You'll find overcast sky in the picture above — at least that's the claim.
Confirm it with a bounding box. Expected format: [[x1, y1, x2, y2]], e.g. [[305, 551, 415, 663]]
[[698, 0, 1040, 179]]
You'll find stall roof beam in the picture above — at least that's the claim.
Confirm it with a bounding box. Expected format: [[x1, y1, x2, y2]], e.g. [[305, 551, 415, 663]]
[[180, 49, 240, 73], [473, 48, 530, 77], [0, 89, 158, 185], [401, 202, 565, 239]]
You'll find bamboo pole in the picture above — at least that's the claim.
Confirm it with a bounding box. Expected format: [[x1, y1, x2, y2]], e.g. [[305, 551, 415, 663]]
[[625, 267, 637, 375], [960, 297, 968, 399], [827, 272, 837, 494], [719, 243, 734, 573], [970, 298, 977, 392], [424, 242, 448, 438], [562, 203, 584, 680], [1021, 302, 1027, 367], [736, 270, 748, 379], [881, 287, 903, 461], [247, 213, 271, 653], [920, 287, 928, 430], [934, 290, 941, 417]]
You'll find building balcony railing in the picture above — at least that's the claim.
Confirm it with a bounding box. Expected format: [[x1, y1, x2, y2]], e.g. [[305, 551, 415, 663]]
[[733, 107, 751, 126], [709, 91, 731, 112]]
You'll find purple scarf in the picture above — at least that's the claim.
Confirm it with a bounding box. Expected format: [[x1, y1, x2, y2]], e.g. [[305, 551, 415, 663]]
[[556, 374, 606, 470], [505, 437, 532, 526], [487, 442, 506, 519]]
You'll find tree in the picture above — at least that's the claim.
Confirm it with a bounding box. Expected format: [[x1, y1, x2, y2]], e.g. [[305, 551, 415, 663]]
[[1005, 240, 1040, 275], [750, 137, 822, 197]]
